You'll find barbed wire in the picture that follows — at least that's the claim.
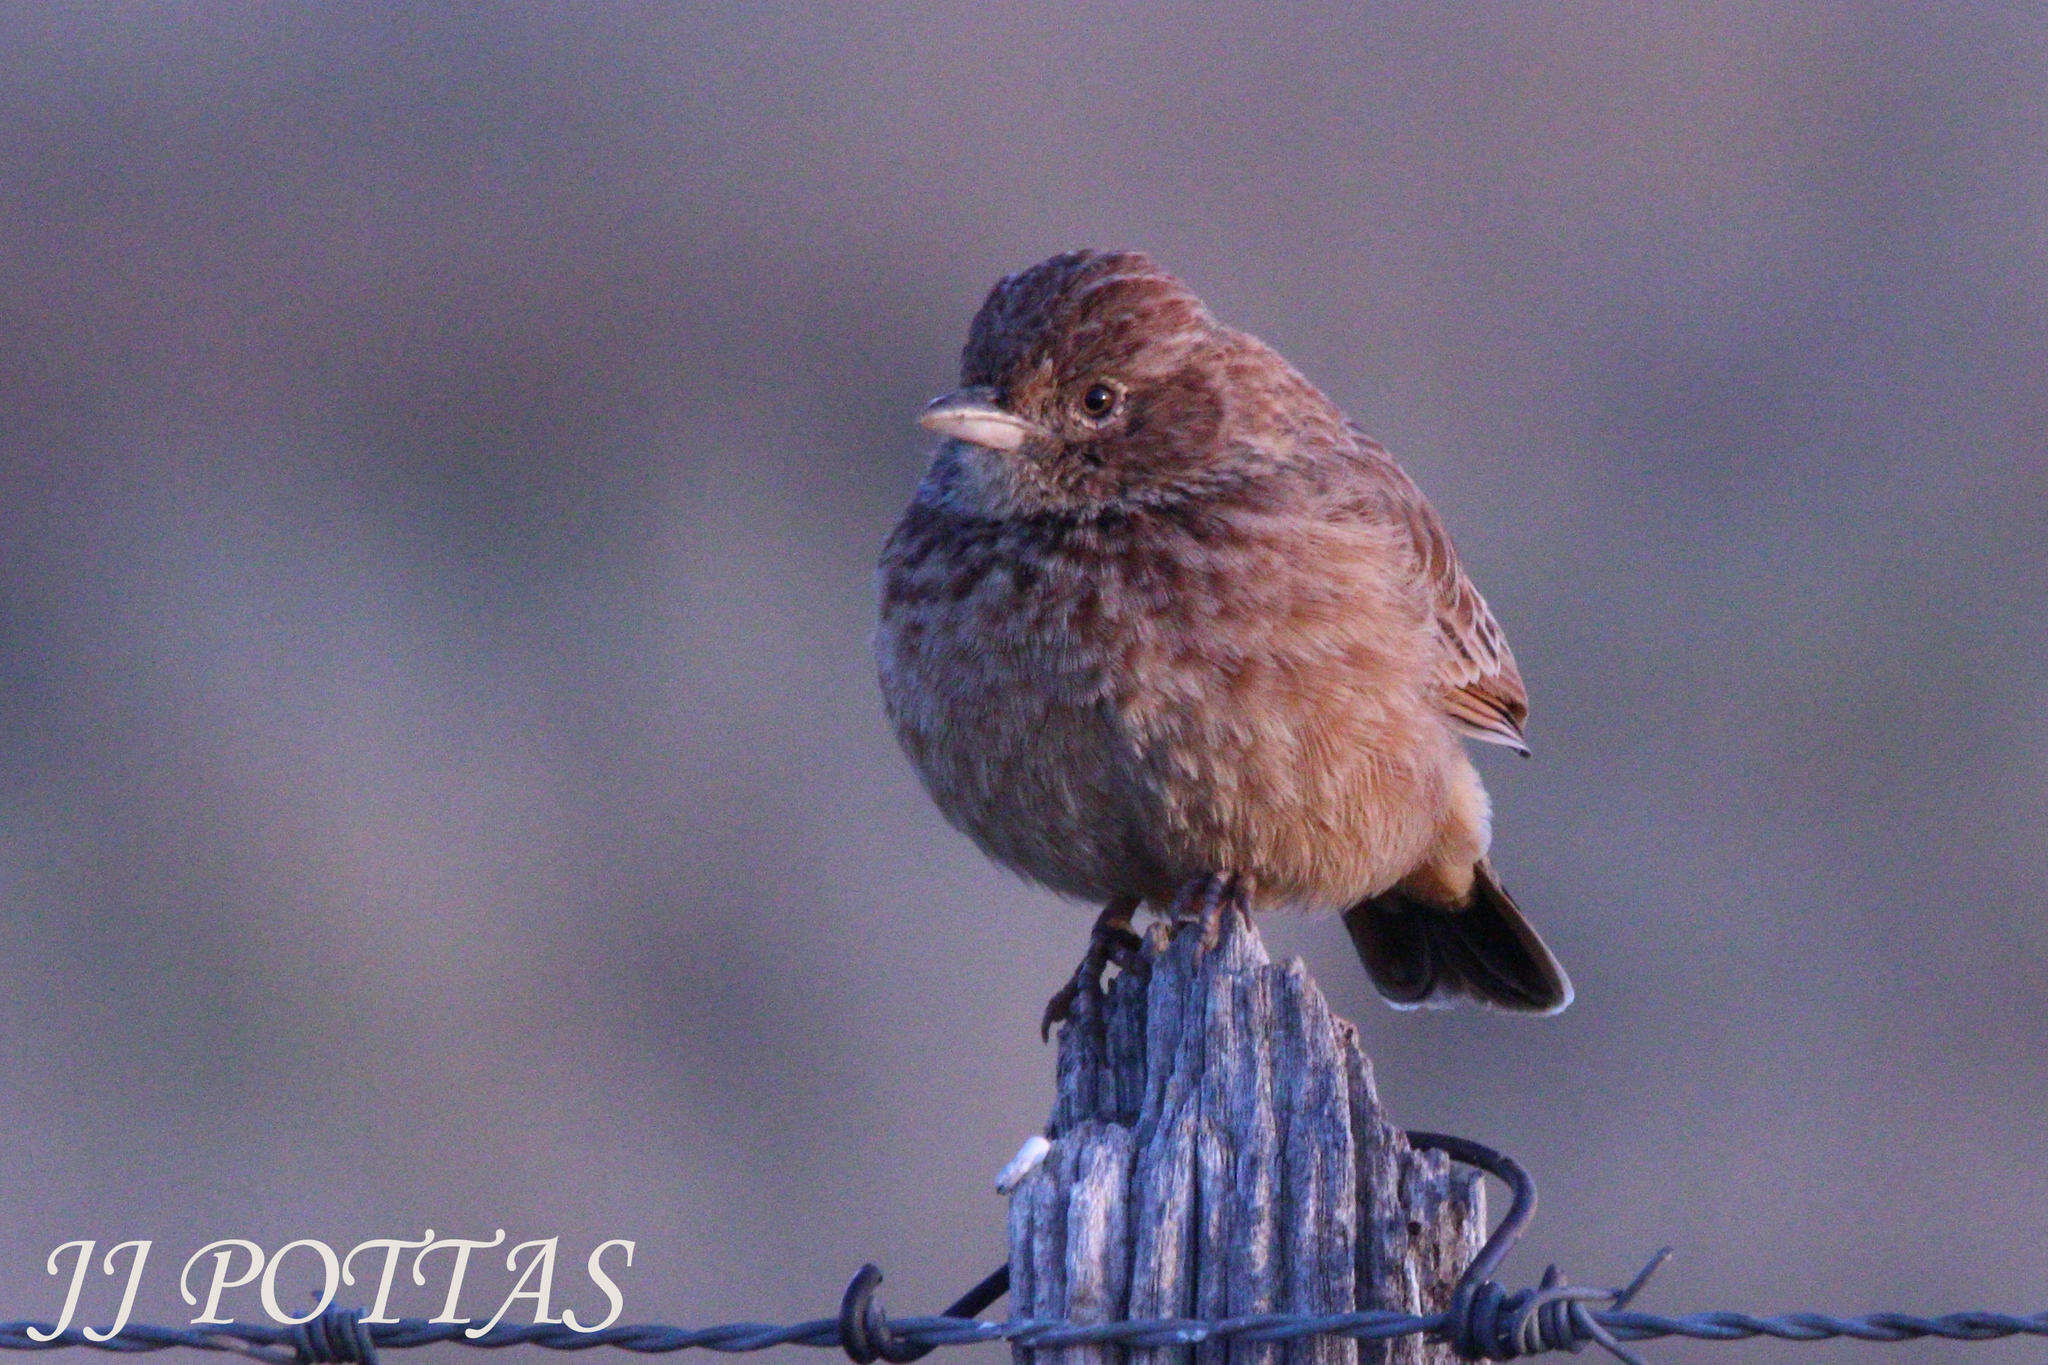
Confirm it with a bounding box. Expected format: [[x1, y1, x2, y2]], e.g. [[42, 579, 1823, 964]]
[[6, 1132, 2044, 1365], [7, 1292, 2048, 1365]]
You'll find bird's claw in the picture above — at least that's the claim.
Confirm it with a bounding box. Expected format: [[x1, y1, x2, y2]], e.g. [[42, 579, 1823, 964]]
[[1040, 898, 1143, 1041], [1167, 872, 1250, 950], [1039, 974, 1085, 1041]]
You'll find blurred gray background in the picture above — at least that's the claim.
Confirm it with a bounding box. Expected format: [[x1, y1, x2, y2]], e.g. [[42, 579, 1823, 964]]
[[2, 4, 2045, 1362]]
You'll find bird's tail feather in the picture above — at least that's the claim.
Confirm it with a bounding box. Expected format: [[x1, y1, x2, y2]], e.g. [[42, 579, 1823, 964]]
[[1342, 861, 1572, 1014]]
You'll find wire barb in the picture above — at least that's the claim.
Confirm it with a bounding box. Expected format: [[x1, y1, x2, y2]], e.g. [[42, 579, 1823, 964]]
[[1407, 1130, 1670, 1365]]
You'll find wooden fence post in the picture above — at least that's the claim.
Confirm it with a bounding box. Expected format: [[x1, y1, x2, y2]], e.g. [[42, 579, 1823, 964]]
[[1007, 905, 1484, 1365]]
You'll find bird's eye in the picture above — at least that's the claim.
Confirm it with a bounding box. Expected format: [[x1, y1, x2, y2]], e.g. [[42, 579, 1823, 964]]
[[1079, 382, 1120, 421]]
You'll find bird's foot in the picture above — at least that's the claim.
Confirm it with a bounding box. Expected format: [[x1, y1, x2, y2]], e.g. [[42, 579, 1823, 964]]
[[1167, 871, 1253, 950], [1040, 896, 1143, 1041]]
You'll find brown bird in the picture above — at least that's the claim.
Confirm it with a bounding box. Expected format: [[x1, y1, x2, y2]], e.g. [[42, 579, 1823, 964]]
[[877, 250, 1570, 1030]]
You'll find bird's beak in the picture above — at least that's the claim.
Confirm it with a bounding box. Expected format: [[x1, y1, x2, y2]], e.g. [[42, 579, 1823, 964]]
[[918, 387, 1046, 454]]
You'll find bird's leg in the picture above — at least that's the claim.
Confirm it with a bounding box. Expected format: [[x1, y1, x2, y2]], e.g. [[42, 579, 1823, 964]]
[[1040, 894, 1143, 1041], [1167, 872, 1254, 950]]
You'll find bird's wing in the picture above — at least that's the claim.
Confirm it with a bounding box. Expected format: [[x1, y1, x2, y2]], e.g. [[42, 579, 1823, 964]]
[[1343, 434, 1530, 753]]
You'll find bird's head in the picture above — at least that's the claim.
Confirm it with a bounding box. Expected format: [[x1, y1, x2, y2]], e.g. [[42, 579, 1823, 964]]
[[917, 251, 1306, 519]]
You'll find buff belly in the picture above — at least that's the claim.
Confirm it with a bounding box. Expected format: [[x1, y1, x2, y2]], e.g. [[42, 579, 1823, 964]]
[[877, 520, 1473, 913]]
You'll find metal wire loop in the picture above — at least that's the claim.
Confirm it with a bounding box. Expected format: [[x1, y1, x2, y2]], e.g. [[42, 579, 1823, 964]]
[[839, 1265, 918, 1365], [1408, 1130, 1670, 1365], [837, 1261, 1011, 1365]]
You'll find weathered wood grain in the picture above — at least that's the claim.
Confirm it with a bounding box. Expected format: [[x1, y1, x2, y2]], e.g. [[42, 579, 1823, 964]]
[[1008, 909, 1483, 1365]]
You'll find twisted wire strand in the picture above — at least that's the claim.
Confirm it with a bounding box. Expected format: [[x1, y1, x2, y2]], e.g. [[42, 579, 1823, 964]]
[[6, 1305, 2048, 1360]]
